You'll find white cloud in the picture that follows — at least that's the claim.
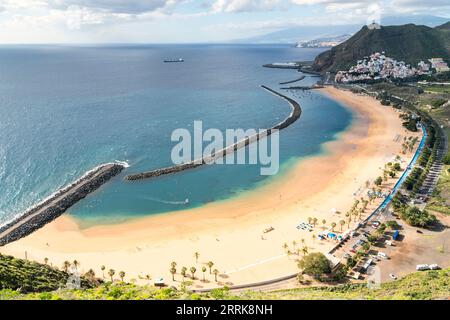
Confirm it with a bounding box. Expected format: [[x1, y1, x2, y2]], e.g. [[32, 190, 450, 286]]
[[212, 0, 283, 13], [48, 0, 179, 14]]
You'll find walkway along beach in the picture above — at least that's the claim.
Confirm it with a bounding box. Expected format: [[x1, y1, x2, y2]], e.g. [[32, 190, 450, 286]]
[[124, 86, 301, 181]]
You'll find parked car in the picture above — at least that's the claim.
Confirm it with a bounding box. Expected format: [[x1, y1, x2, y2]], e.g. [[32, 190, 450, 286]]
[[416, 264, 430, 271], [429, 264, 441, 270], [377, 251, 388, 259], [372, 221, 381, 229], [389, 273, 397, 280]]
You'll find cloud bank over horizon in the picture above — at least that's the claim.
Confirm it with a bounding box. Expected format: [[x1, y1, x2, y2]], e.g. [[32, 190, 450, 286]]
[[0, 0, 449, 43]]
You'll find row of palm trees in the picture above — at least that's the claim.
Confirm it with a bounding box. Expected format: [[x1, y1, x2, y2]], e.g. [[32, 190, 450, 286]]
[[172, 252, 221, 283], [169, 259, 220, 283], [282, 240, 309, 257], [58, 260, 127, 283]]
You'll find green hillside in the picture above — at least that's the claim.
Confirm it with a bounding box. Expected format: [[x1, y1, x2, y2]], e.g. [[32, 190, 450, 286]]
[[0, 252, 448, 300], [312, 23, 450, 73], [0, 254, 95, 293]]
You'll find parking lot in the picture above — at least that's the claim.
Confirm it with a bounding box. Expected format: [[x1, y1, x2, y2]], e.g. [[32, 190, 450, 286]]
[[334, 208, 449, 283]]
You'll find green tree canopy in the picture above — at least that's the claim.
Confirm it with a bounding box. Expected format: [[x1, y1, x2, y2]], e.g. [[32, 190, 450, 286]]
[[298, 253, 331, 279]]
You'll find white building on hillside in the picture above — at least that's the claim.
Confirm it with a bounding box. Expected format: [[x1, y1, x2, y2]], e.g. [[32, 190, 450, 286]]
[[429, 58, 450, 73]]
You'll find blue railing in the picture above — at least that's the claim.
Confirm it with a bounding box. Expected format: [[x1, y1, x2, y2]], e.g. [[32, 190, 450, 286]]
[[363, 124, 428, 221]]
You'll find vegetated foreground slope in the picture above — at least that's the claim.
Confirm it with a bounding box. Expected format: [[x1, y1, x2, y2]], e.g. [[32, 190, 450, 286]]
[[1, 252, 448, 300]]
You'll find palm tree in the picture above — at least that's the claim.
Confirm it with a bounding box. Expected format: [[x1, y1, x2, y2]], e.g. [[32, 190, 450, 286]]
[[100, 265, 106, 279], [194, 252, 200, 264], [72, 260, 80, 271], [351, 210, 357, 222], [62, 261, 71, 272], [307, 217, 313, 225], [213, 269, 219, 282], [181, 267, 187, 281], [302, 246, 309, 256], [145, 274, 152, 284], [312, 218, 318, 227], [119, 271, 125, 282], [292, 240, 297, 249], [301, 238, 305, 246], [170, 267, 176, 281], [339, 220, 345, 231], [201, 266, 207, 282], [108, 269, 115, 282], [207, 261, 214, 274], [330, 222, 336, 231], [85, 269, 95, 281], [282, 243, 289, 252], [170, 261, 177, 269], [44, 257, 48, 265], [312, 234, 316, 244], [321, 219, 326, 229], [190, 267, 197, 279]]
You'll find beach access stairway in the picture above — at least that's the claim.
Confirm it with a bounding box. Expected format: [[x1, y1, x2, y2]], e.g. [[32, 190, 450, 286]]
[[124, 86, 301, 181], [0, 163, 124, 246]]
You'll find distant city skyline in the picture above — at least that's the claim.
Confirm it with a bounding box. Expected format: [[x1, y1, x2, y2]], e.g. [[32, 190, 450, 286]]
[[0, 0, 449, 43]]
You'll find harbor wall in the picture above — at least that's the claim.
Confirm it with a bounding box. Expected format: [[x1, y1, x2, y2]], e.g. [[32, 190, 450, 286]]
[[124, 86, 301, 181], [0, 163, 124, 246]]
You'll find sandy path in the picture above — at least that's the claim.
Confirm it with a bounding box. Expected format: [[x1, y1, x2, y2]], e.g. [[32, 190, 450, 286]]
[[1, 87, 421, 289]]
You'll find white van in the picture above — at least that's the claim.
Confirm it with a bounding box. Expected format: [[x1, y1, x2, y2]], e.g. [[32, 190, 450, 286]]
[[416, 264, 430, 271], [429, 264, 441, 270], [377, 251, 388, 259]]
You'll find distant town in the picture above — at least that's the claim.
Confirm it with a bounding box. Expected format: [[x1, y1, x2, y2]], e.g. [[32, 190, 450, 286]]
[[295, 34, 351, 49], [335, 52, 450, 83]]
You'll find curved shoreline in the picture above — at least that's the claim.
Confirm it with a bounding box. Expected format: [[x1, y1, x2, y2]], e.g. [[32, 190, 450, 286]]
[[0, 163, 125, 246], [124, 86, 301, 181]]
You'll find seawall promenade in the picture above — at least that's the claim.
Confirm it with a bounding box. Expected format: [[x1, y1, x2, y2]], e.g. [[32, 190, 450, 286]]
[[0, 163, 125, 246], [124, 86, 302, 181]]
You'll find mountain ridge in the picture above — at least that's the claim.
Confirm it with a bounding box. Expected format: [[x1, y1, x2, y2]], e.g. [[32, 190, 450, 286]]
[[312, 22, 450, 73], [231, 15, 449, 44]]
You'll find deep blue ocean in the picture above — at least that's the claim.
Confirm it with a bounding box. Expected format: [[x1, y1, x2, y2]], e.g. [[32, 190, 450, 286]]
[[0, 44, 352, 227]]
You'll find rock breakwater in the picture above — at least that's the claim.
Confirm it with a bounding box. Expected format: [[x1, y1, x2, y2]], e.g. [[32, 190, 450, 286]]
[[124, 86, 301, 181], [0, 163, 125, 246]]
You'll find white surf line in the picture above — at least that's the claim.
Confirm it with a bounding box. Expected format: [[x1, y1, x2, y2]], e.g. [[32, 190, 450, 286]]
[[224, 253, 287, 275]]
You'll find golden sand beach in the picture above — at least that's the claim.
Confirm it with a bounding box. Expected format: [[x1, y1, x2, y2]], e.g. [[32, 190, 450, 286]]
[[1, 87, 422, 289]]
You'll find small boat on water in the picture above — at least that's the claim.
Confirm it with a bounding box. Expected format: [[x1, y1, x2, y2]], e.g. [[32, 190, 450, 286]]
[[164, 58, 184, 63]]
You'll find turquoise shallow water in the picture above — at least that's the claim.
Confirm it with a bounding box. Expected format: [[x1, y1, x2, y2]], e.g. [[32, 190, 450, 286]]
[[0, 44, 352, 226]]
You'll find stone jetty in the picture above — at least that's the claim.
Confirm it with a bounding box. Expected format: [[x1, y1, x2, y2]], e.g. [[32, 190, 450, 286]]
[[279, 75, 306, 85], [0, 163, 125, 246], [124, 86, 301, 181]]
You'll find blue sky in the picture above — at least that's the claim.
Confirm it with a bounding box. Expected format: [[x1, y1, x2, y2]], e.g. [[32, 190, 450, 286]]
[[0, 0, 449, 43]]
